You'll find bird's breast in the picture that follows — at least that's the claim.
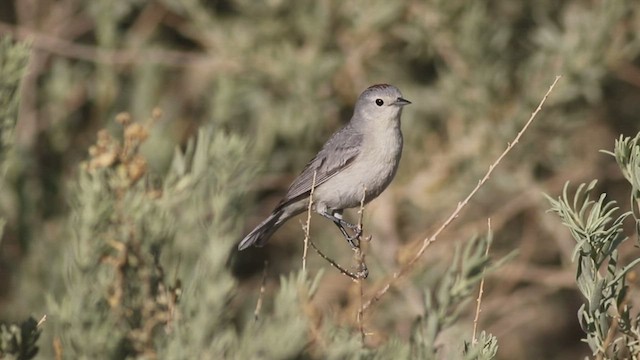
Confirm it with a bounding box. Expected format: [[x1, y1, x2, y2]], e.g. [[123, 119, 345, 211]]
[[358, 124, 403, 198], [313, 123, 403, 210]]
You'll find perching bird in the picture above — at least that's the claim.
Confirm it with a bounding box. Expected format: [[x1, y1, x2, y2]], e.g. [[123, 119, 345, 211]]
[[238, 84, 410, 250]]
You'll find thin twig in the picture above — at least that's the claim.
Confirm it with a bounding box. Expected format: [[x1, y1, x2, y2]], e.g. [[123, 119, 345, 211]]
[[356, 186, 367, 258], [353, 185, 369, 279], [472, 219, 492, 345], [309, 240, 364, 280], [302, 171, 317, 272], [357, 272, 366, 345], [362, 75, 562, 311], [356, 186, 367, 345], [357, 186, 367, 233], [254, 260, 269, 322], [37, 314, 47, 328]]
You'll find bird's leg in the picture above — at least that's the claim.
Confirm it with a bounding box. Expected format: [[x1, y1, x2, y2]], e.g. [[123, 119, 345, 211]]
[[319, 210, 362, 247], [333, 211, 363, 237]]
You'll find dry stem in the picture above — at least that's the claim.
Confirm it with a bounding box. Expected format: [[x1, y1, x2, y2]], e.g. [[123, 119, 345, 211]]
[[302, 171, 318, 272], [356, 186, 368, 345], [36, 314, 47, 328], [254, 260, 269, 322], [309, 241, 366, 280], [472, 219, 492, 345]]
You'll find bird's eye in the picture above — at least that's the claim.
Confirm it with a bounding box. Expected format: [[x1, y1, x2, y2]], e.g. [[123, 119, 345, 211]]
[[375, 99, 384, 106]]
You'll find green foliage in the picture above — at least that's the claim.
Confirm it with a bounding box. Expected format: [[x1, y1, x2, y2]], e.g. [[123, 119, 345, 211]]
[[2, 0, 640, 359], [411, 234, 510, 360], [547, 133, 640, 358], [47, 120, 261, 358], [463, 331, 498, 360], [0, 37, 29, 163], [606, 134, 640, 235], [0, 37, 29, 238], [0, 317, 41, 360], [43, 113, 506, 358], [232, 272, 320, 359], [0, 36, 38, 360]]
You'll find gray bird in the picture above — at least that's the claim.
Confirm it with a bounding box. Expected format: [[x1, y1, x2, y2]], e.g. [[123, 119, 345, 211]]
[[238, 84, 410, 250]]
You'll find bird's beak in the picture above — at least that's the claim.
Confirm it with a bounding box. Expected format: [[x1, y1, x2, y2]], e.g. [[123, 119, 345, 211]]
[[394, 97, 411, 106]]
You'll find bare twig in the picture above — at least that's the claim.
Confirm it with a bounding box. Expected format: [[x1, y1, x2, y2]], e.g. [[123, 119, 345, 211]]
[[37, 314, 47, 328], [353, 185, 370, 279], [309, 240, 365, 280], [362, 75, 562, 311], [472, 219, 492, 345], [356, 186, 368, 345], [254, 260, 269, 321], [302, 171, 317, 272], [357, 186, 367, 233]]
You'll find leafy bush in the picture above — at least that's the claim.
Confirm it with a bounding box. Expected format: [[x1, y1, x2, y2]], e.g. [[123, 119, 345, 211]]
[[547, 134, 640, 359], [2, 1, 640, 359]]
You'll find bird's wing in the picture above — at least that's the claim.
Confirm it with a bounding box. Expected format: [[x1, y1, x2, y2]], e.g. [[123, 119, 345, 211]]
[[277, 125, 363, 208]]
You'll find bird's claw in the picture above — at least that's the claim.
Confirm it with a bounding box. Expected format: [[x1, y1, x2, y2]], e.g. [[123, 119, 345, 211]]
[[345, 226, 363, 248]]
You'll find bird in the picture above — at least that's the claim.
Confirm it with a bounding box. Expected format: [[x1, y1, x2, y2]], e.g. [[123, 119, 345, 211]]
[[238, 84, 411, 251]]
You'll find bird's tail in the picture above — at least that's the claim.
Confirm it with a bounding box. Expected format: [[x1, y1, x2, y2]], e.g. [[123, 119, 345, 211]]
[[238, 210, 284, 250]]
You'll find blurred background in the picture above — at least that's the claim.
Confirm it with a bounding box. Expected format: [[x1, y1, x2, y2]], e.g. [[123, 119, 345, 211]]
[[1, 0, 640, 358]]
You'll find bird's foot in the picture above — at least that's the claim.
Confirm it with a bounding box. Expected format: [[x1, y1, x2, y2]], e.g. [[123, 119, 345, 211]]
[[344, 226, 363, 248], [319, 209, 365, 248]]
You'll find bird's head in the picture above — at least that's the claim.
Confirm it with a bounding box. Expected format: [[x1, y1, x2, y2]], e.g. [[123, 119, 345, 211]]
[[353, 84, 411, 125]]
